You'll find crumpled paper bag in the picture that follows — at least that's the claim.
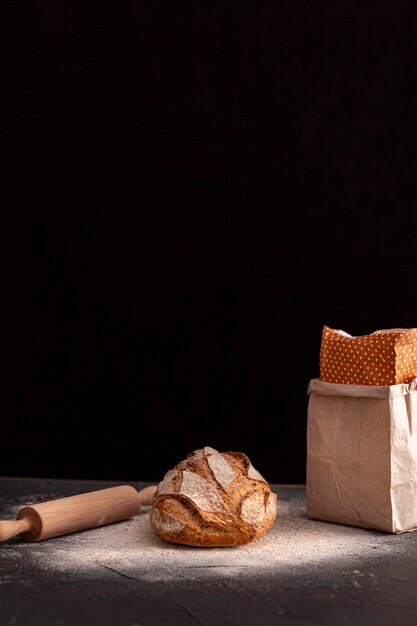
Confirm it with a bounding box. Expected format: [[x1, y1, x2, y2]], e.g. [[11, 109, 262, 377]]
[[306, 377, 417, 533]]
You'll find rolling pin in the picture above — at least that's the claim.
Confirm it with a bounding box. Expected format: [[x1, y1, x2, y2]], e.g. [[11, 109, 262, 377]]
[[0, 484, 156, 542]]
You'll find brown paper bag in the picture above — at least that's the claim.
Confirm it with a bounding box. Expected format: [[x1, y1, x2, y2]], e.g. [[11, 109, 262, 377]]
[[306, 377, 417, 533]]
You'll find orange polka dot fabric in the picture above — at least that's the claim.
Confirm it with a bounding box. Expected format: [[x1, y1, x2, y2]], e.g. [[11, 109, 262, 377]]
[[320, 325, 417, 386]]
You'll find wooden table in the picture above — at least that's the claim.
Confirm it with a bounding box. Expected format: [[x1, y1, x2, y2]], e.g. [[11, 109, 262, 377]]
[[1, 477, 417, 625]]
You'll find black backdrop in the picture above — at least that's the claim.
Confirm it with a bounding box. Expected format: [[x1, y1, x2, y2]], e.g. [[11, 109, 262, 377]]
[[2, 2, 417, 484]]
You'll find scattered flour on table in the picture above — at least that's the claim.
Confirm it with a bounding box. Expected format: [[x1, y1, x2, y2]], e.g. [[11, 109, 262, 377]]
[[2, 491, 399, 582]]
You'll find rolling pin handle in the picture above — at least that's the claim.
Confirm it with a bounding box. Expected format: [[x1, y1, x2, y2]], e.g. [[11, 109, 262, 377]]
[[0, 517, 32, 542]]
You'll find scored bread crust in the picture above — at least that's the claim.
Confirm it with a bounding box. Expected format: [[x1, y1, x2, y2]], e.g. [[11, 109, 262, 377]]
[[150, 446, 278, 547]]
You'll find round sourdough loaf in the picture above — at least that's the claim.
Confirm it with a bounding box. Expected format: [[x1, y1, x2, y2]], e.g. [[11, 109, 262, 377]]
[[150, 446, 277, 547]]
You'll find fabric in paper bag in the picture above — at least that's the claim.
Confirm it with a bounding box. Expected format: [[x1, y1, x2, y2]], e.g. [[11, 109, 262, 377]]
[[307, 377, 417, 533], [320, 325, 417, 386]]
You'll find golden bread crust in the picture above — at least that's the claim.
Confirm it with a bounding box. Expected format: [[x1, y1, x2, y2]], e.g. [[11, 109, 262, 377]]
[[150, 446, 277, 547]]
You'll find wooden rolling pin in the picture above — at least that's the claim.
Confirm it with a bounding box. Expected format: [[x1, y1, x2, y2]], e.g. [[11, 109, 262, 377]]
[[0, 484, 156, 542]]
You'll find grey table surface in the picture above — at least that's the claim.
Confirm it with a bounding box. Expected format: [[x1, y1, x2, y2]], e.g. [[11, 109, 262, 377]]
[[1, 477, 417, 626]]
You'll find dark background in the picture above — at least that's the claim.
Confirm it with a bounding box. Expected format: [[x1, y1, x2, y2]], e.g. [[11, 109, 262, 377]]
[[2, 1, 417, 484]]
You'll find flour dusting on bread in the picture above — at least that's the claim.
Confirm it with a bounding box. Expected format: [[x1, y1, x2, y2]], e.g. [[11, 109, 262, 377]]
[[150, 447, 277, 547]]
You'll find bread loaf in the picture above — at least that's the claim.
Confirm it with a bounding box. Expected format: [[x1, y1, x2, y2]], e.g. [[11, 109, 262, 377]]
[[150, 446, 277, 547]]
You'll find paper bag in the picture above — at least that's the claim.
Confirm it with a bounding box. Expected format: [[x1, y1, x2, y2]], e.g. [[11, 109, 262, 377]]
[[306, 377, 417, 533]]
